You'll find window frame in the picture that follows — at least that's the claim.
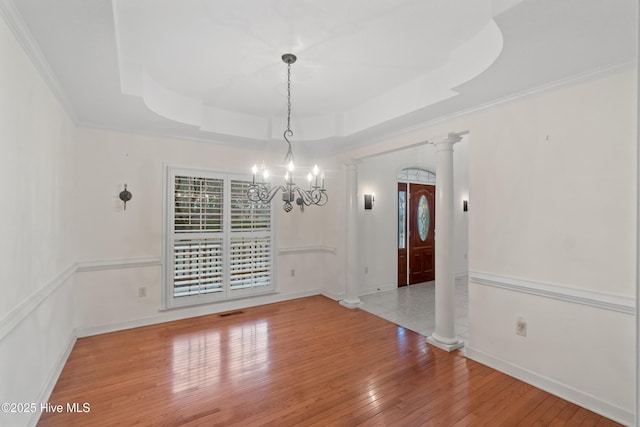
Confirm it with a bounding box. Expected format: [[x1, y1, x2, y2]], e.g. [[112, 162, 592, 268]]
[[162, 165, 276, 309]]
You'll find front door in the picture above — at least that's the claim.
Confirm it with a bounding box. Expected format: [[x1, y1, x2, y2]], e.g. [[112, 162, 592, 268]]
[[408, 184, 435, 284]]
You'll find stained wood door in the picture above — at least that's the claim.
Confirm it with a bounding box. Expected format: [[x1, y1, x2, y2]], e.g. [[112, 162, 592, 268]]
[[408, 184, 435, 284]]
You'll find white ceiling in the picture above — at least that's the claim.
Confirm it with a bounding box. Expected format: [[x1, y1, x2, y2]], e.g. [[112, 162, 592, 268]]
[[4, 0, 637, 154]]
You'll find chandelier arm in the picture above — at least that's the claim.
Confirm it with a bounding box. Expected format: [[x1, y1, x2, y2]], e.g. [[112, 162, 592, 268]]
[[247, 184, 286, 204], [293, 187, 313, 206], [314, 189, 329, 206], [294, 187, 328, 206]]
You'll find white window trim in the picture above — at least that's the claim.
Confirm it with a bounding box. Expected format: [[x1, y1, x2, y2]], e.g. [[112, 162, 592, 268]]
[[162, 165, 277, 309]]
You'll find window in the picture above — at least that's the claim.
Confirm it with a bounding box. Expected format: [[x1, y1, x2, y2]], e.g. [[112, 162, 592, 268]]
[[164, 167, 274, 308], [398, 189, 406, 249]]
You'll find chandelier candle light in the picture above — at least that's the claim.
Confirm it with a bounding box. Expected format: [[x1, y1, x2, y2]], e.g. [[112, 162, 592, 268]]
[[247, 53, 328, 212]]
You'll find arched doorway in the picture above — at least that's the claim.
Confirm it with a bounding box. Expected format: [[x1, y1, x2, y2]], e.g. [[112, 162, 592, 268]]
[[398, 168, 436, 287]]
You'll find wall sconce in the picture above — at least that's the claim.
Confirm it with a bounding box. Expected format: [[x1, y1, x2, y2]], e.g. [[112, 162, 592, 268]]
[[463, 200, 468, 212], [119, 184, 132, 210], [364, 194, 375, 210]]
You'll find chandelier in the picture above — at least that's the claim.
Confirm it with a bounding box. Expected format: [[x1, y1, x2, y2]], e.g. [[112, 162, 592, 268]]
[[247, 53, 328, 212]]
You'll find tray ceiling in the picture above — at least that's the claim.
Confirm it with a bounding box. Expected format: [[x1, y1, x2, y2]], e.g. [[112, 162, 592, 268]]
[[4, 0, 637, 153]]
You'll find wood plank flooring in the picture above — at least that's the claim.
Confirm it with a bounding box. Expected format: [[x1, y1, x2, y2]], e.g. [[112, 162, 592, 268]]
[[38, 296, 621, 426]]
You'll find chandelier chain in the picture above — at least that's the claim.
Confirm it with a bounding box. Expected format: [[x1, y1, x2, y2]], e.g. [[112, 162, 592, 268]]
[[284, 61, 294, 163], [286, 62, 292, 133]]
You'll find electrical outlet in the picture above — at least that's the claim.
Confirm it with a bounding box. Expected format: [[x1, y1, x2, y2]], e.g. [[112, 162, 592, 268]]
[[138, 287, 147, 298], [364, 266, 368, 274], [516, 317, 527, 336], [290, 269, 295, 277]]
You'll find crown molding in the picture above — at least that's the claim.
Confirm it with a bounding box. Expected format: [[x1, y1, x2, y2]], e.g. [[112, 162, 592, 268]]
[[0, 0, 79, 124], [449, 60, 637, 120], [330, 60, 637, 159]]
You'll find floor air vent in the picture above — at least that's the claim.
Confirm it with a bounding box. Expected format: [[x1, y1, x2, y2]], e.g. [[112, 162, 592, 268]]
[[219, 310, 245, 318]]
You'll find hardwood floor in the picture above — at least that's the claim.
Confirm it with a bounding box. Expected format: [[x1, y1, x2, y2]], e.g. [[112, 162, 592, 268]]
[[39, 296, 621, 426]]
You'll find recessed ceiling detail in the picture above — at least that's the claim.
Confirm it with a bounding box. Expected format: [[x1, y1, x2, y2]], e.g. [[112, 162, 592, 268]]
[[5, 0, 636, 152], [113, 0, 504, 142]]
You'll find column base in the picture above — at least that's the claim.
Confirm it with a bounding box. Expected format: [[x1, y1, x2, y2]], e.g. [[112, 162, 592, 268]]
[[339, 298, 362, 309], [426, 334, 464, 352]]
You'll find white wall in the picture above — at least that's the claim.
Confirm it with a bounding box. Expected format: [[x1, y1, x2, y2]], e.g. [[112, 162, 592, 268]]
[[469, 74, 635, 295], [73, 128, 334, 335], [453, 139, 469, 276], [466, 69, 636, 424], [335, 68, 636, 424], [0, 16, 77, 427]]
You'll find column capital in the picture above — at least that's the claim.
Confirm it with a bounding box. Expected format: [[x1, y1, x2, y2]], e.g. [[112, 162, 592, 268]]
[[434, 132, 463, 150], [446, 132, 464, 143], [434, 139, 454, 152]]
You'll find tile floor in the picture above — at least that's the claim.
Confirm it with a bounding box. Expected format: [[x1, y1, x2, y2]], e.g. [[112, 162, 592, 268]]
[[359, 276, 469, 342]]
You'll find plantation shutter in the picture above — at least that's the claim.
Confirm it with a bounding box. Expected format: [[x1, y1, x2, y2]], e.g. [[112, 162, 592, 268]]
[[229, 180, 272, 291], [173, 238, 223, 297], [172, 175, 224, 298]]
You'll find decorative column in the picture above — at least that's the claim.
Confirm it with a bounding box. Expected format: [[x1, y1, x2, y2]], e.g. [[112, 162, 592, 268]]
[[427, 133, 463, 351], [341, 161, 361, 308]]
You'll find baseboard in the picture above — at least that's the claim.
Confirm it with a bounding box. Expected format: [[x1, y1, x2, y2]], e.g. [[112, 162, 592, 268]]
[[320, 290, 343, 301], [465, 346, 633, 426], [76, 289, 322, 337], [358, 284, 398, 297], [28, 333, 77, 427]]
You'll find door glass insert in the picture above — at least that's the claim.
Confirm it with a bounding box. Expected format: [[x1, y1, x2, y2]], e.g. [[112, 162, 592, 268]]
[[417, 195, 429, 241], [398, 191, 406, 249]]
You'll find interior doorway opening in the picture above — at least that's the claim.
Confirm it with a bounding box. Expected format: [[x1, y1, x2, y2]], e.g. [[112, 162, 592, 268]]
[[398, 168, 436, 287]]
